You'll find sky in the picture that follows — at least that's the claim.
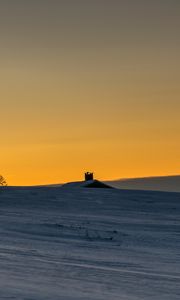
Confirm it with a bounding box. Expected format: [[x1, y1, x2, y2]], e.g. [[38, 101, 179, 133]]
[[0, 0, 180, 185]]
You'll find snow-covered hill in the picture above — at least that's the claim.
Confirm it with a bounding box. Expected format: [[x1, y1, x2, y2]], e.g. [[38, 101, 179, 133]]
[[0, 186, 180, 299], [106, 175, 180, 193]]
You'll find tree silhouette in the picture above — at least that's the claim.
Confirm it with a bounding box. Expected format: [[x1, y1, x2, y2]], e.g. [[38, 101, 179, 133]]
[[0, 175, 7, 186]]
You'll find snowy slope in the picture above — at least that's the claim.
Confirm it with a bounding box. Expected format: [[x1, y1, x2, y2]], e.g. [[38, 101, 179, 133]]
[[106, 175, 180, 193], [0, 186, 180, 299]]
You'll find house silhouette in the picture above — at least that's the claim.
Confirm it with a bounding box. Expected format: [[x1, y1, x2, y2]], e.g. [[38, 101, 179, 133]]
[[62, 172, 113, 189]]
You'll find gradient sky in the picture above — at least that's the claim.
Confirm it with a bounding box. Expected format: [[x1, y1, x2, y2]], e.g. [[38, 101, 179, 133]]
[[1, 0, 180, 185]]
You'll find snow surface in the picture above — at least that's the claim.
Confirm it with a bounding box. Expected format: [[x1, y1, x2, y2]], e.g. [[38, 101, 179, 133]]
[[0, 186, 180, 299]]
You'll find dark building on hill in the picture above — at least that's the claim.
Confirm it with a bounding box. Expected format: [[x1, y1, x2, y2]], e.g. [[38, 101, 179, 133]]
[[61, 172, 114, 189], [85, 172, 94, 181]]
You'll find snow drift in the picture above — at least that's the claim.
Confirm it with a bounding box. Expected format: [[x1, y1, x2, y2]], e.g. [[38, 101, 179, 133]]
[[0, 186, 179, 299]]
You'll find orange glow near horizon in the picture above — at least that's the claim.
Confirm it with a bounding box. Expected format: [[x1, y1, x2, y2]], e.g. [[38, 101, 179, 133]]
[[0, 1, 180, 185]]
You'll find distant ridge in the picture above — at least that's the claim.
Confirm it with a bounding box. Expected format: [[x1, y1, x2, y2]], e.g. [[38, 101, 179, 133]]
[[11, 175, 180, 192], [105, 175, 180, 193]]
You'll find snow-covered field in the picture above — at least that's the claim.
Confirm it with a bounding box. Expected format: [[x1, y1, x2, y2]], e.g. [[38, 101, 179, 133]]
[[0, 186, 180, 299]]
